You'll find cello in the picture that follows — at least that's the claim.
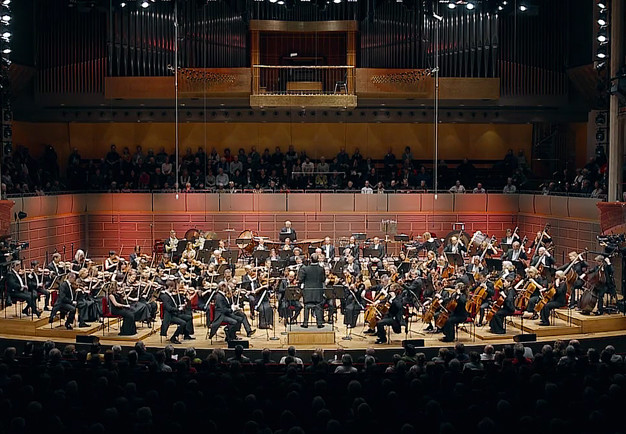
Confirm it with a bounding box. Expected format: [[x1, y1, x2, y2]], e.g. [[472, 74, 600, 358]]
[[465, 283, 488, 318]]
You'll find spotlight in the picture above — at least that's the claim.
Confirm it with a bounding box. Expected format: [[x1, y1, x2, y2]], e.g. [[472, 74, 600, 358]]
[[595, 60, 607, 70], [120, 1, 126, 6], [333, 0, 341, 3], [598, 10, 607, 26], [269, 0, 277, 3], [466, 2, 474, 10], [597, 29, 608, 42], [597, 47, 607, 59], [447, 2, 456, 9], [502, 1, 507, 4], [598, 1, 606, 8], [277, 0, 284, 4], [519, 4, 527, 11], [1, 32, 10, 41], [1, 0, 9, 5], [498, 5, 503, 10], [2, 48, 9, 54], [140, 1, 149, 8], [1, 14, 10, 22]]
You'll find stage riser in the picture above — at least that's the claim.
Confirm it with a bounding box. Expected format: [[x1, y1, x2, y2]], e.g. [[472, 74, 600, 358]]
[[554, 310, 626, 334], [506, 318, 581, 337], [288, 331, 336, 345]]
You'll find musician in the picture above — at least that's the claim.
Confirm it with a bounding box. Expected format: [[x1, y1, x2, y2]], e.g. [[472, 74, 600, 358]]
[[466, 256, 484, 276], [500, 261, 518, 282], [254, 271, 273, 329], [181, 242, 196, 263], [278, 270, 302, 324], [361, 277, 385, 335], [241, 265, 259, 319], [454, 267, 471, 286], [346, 236, 360, 259], [439, 283, 468, 342], [502, 241, 527, 263], [489, 280, 516, 334], [282, 238, 293, 251], [474, 273, 495, 327], [444, 236, 467, 256], [538, 270, 568, 326], [322, 237, 335, 260], [27, 260, 50, 311], [75, 269, 98, 327], [209, 249, 226, 266], [422, 232, 440, 253], [298, 253, 325, 328], [159, 281, 195, 344], [72, 250, 86, 272], [402, 269, 424, 302], [104, 251, 121, 273], [423, 250, 438, 271], [531, 246, 555, 270], [48, 252, 67, 276], [369, 237, 386, 259], [375, 284, 405, 344], [164, 230, 179, 254], [49, 271, 77, 329], [129, 245, 141, 269], [590, 255, 615, 316], [208, 282, 249, 341], [194, 231, 207, 250], [501, 228, 520, 246], [289, 247, 304, 266], [6, 261, 41, 317], [255, 238, 268, 251], [343, 274, 363, 328], [558, 251, 588, 308], [529, 230, 553, 251], [344, 255, 360, 277], [476, 240, 498, 259], [279, 220, 297, 242], [523, 266, 547, 318]]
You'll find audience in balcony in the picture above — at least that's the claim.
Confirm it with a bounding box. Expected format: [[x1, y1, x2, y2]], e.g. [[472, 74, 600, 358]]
[[0, 143, 612, 199]]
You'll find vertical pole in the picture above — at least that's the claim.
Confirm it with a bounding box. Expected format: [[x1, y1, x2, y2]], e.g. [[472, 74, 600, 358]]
[[608, 0, 624, 202]]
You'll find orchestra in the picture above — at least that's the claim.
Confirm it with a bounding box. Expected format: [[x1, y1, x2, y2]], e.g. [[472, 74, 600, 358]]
[[3, 222, 619, 346]]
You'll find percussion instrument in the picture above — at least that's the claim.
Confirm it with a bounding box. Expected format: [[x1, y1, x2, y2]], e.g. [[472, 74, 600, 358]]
[[237, 230, 259, 254]]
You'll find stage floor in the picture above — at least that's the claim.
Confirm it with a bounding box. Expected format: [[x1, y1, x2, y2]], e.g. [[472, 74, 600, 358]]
[[1, 304, 625, 351]]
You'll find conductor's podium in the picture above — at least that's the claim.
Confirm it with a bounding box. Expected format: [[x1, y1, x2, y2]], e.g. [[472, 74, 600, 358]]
[[287, 324, 336, 345]]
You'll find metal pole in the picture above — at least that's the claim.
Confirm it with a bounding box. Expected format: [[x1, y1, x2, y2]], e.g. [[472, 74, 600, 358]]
[[174, 0, 179, 200], [608, 0, 624, 202]]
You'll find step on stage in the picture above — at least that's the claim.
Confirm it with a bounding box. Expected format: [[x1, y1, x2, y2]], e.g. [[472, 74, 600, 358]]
[[287, 324, 336, 345]]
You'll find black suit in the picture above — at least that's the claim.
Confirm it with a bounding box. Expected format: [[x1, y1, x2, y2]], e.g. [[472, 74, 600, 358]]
[[49, 281, 76, 326], [346, 243, 360, 259], [540, 281, 567, 324], [159, 291, 193, 339], [298, 263, 325, 326], [370, 243, 385, 259], [322, 244, 335, 259], [280, 227, 297, 241], [209, 291, 242, 341], [6, 271, 38, 314], [26, 270, 50, 309], [441, 294, 468, 342], [443, 243, 467, 255], [502, 249, 528, 262], [240, 274, 258, 317], [376, 294, 404, 342], [489, 288, 516, 334], [558, 260, 587, 306]]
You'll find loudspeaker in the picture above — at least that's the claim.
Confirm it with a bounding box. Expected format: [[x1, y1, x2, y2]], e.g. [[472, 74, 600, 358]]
[[228, 340, 249, 349], [513, 333, 537, 343], [402, 339, 425, 348], [76, 335, 99, 344]]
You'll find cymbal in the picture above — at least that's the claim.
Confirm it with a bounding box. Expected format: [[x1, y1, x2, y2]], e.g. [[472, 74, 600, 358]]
[[224, 228, 236, 232], [298, 238, 324, 244]]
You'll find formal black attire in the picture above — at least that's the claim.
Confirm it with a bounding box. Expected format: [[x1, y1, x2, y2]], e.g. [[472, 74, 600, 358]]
[[525, 276, 548, 313], [109, 293, 138, 336], [443, 243, 467, 255], [346, 243, 360, 259], [6, 270, 38, 315], [557, 260, 587, 307], [279, 227, 297, 242], [159, 291, 194, 339], [208, 291, 242, 341], [241, 273, 258, 318], [590, 263, 615, 314], [298, 263, 325, 327], [322, 243, 336, 260], [502, 248, 528, 262], [422, 238, 440, 253], [441, 293, 468, 342], [343, 284, 363, 328], [277, 278, 302, 324], [489, 288, 515, 334], [255, 286, 274, 329], [375, 293, 404, 343], [539, 281, 567, 324], [369, 243, 385, 259], [49, 280, 76, 327], [477, 281, 496, 325]]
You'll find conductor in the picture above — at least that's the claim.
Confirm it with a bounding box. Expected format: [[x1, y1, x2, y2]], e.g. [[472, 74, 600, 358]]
[[298, 253, 325, 328]]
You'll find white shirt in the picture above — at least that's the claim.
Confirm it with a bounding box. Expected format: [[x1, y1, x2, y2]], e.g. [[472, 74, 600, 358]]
[[361, 186, 373, 194], [503, 184, 517, 194], [449, 185, 466, 193]]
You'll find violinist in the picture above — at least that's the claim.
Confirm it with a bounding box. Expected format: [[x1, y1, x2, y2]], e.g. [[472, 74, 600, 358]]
[[254, 270, 273, 329], [557, 251, 588, 308], [466, 256, 484, 276], [181, 242, 196, 263], [72, 249, 86, 272], [374, 284, 405, 344], [159, 281, 195, 344], [128, 274, 158, 325], [108, 282, 139, 336], [7, 261, 41, 317], [443, 236, 467, 256], [48, 252, 67, 276], [48, 271, 77, 329], [501, 241, 527, 263], [489, 278, 516, 334], [241, 265, 259, 319], [589, 255, 615, 316], [277, 269, 302, 324], [208, 282, 244, 342], [322, 237, 335, 260], [104, 251, 121, 273], [531, 246, 555, 270], [158, 253, 172, 270], [344, 255, 360, 276], [346, 236, 360, 259], [501, 228, 520, 246], [75, 268, 99, 327], [209, 249, 226, 266], [538, 270, 567, 326], [439, 283, 468, 342], [422, 250, 438, 271], [129, 245, 147, 269], [27, 260, 50, 311]]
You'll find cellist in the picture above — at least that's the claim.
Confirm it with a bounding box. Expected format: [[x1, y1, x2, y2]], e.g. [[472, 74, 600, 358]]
[[374, 284, 405, 344], [538, 270, 568, 326], [557, 251, 588, 309], [522, 266, 548, 320], [473, 273, 495, 327], [489, 279, 516, 335], [439, 283, 468, 343]]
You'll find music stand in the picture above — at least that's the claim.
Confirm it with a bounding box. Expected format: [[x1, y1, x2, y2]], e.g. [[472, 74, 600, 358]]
[[362, 248, 380, 259], [279, 231, 295, 242], [352, 233, 367, 241], [445, 253, 464, 267], [203, 240, 219, 252], [196, 250, 212, 264], [252, 250, 269, 266], [485, 258, 503, 273], [270, 259, 287, 271], [285, 286, 302, 330], [512, 260, 526, 276], [397, 262, 410, 275], [173, 240, 187, 259], [500, 243, 511, 253], [222, 249, 238, 265], [216, 264, 229, 277], [279, 250, 291, 262], [331, 259, 345, 275], [394, 234, 410, 242]]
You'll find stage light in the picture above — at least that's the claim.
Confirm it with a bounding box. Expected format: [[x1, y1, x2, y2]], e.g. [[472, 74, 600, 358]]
[[466, 2, 474, 10], [498, 5, 503, 10], [277, 0, 285, 4], [269, 0, 278, 3], [1, 32, 10, 41], [597, 47, 607, 59], [519, 4, 527, 11], [598, 1, 606, 9], [2, 48, 9, 54], [1, 0, 9, 5], [1, 15, 10, 22], [597, 28, 608, 42], [333, 0, 341, 3], [447, 2, 456, 9], [140, 1, 149, 8], [598, 10, 607, 26], [120, 2, 126, 6]]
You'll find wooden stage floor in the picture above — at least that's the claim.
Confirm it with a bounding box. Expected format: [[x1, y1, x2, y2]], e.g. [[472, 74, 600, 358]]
[[1, 304, 625, 352]]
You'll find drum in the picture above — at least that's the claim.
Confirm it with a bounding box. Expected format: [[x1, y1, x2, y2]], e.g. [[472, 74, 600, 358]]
[[443, 231, 472, 251], [184, 228, 202, 243], [578, 289, 598, 314], [237, 230, 259, 254]]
